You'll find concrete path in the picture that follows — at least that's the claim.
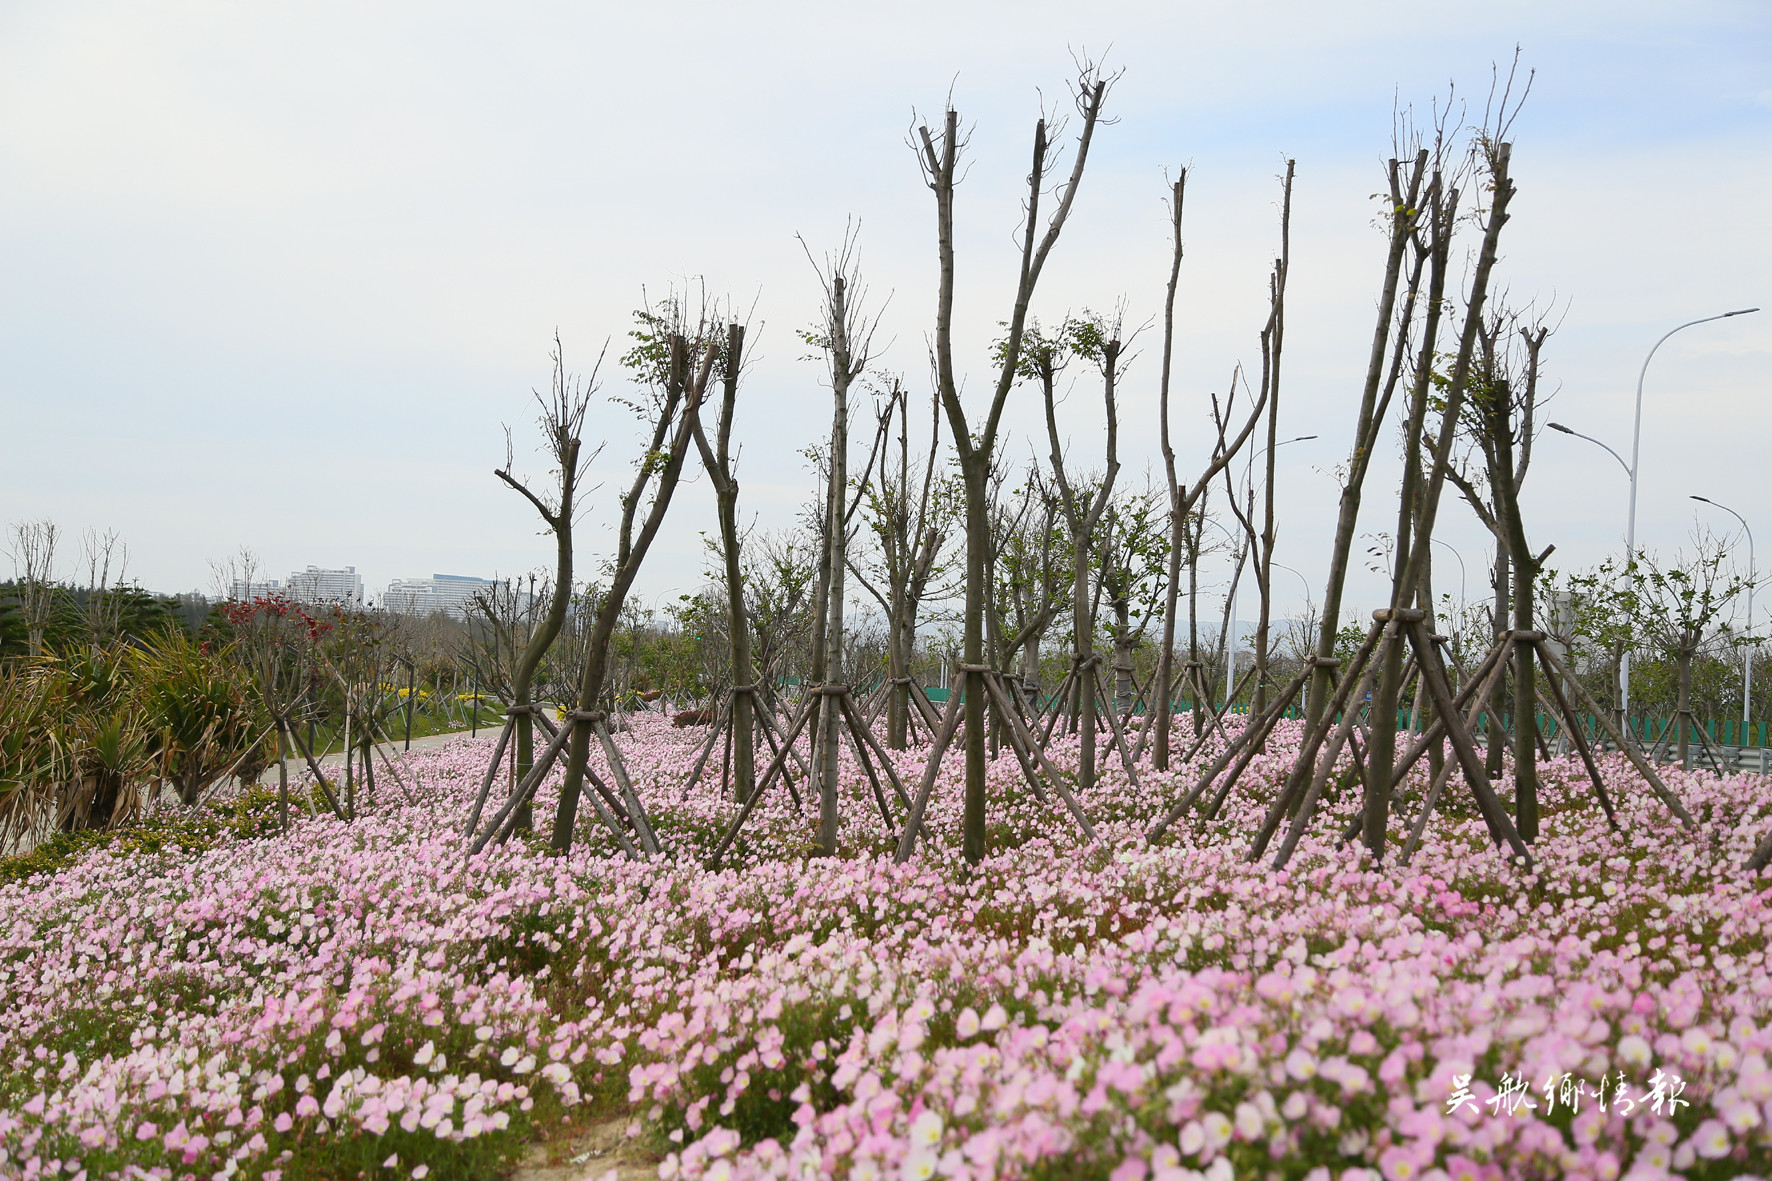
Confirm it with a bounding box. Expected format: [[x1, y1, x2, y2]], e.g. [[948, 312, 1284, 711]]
[[267, 727, 492, 784]]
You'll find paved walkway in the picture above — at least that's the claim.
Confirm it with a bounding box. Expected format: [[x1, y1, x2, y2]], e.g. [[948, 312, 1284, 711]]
[[269, 727, 492, 784]]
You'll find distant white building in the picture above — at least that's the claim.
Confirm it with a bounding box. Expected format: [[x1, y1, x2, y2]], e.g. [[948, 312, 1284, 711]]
[[284, 565, 364, 606], [229, 577, 283, 601], [383, 573, 497, 619]]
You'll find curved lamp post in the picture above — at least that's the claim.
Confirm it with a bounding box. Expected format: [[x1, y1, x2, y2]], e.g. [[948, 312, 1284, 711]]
[[1548, 420, 1635, 727], [1429, 537, 1468, 606], [1692, 495, 1755, 741], [1223, 435, 1317, 709], [1618, 309, 1759, 718], [1549, 309, 1759, 724], [1547, 421, 1632, 479]]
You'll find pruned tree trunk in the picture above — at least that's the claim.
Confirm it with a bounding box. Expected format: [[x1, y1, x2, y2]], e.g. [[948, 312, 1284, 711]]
[[690, 323, 756, 800], [1150, 171, 1281, 768], [493, 337, 595, 834], [1364, 138, 1517, 859], [1304, 152, 1430, 729], [551, 334, 708, 853], [817, 276, 854, 856], [914, 67, 1112, 863]]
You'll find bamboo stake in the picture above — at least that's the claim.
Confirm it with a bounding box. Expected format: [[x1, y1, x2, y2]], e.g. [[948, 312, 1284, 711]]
[[705, 698, 818, 869], [1406, 622, 1533, 864], [1267, 627, 1397, 867], [1534, 640, 1694, 827], [980, 668, 1099, 842], [595, 719, 661, 856], [893, 689, 967, 863]]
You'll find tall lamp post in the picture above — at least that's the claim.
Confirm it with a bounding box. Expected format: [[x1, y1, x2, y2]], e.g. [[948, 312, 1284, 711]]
[[1222, 434, 1317, 710], [1548, 420, 1634, 728], [1692, 495, 1755, 741], [1618, 309, 1759, 720], [1547, 421, 1632, 479], [1429, 537, 1468, 606]]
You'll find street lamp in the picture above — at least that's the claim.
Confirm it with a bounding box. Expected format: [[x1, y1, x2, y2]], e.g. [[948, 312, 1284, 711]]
[[1224, 435, 1318, 709], [1547, 420, 1637, 728], [1270, 560, 1314, 605], [1547, 422, 1632, 480], [1429, 537, 1468, 606], [1692, 495, 1755, 740], [1618, 308, 1759, 720]]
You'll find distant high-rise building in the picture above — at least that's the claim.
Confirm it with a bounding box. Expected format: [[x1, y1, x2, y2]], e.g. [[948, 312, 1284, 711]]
[[382, 573, 497, 618], [284, 565, 364, 606]]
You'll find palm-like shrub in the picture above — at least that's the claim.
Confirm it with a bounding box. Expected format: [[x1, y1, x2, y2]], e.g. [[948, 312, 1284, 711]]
[[0, 663, 69, 848], [129, 633, 270, 806]]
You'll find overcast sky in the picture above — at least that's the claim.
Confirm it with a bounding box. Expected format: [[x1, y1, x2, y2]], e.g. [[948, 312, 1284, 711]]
[[3, 1, 1767, 633]]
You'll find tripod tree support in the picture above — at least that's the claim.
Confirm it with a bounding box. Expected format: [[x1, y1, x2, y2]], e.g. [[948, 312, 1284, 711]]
[[1265, 624, 1399, 868], [1534, 641, 1694, 828], [895, 690, 969, 863], [976, 666, 1100, 844], [1089, 662, 1142, 788], [705, 697, 817, 870], [1394, 635, 1519, 863], [1144, 661, 1311, 843], [595, 718, 662, 856], [1157, 623, 1381, 847], [1195, 664, 1314, 825], [1404, 618, 1533, 864], [461, 714, 517, 842], [466, 712, 640, 860]]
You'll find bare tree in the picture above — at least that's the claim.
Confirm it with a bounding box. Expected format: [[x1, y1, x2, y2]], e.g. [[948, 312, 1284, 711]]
[[80, 527, 130, 651], [803, 236, 879, 854], [493, 336, 600, 833], [549, 315, 712, 853], [914, 61, 1113, 862], [1035, 313, 1124, 791], [851, 380, 953, 749], [1149, 173, 1277, 770], [1250, 161, 1295, 719], [688, 320, 757, 798], [8, 519, 60, 656]]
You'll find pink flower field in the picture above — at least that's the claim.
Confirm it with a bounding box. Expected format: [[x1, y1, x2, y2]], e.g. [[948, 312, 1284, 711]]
[[4, 714, 1772, 1181]]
